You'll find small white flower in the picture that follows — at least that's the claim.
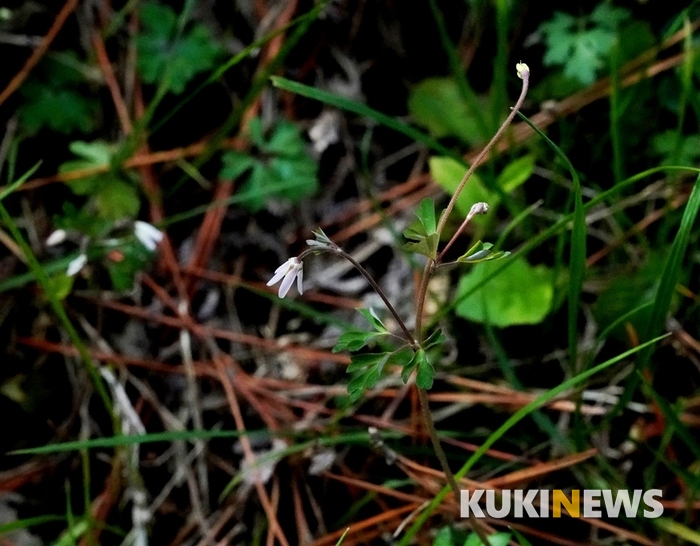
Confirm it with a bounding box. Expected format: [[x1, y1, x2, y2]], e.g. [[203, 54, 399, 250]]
[[266, 257, 303, 298], [66, 254, 87, 277], [45, 229, 67, 246], [134, 221, 164, 251]]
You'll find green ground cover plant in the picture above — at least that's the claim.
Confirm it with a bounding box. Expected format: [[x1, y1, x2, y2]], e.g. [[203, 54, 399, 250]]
[[1, 1, 700, 545]]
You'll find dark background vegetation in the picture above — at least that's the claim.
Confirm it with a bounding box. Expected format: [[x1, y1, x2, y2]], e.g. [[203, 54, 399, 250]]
[[1, 1, 699, 545]]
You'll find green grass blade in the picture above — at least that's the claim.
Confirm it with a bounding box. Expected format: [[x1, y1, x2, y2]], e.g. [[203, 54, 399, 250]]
[[515, 112, 586, 373], [270, 76, 461, 163], [655, 518, 700, 545], [13, 428, 402, 456], [0, 515, 65, 534], [396, 334, 669, 546], [0, 161, 40, 201], [610, 173, 700, 420]]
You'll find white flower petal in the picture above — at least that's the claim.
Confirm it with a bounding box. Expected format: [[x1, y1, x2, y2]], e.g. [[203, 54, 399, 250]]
[[134, 221, 164, 251], [46, 229, 67, 246], [267, 269, 287, 287], [67, 254, 87, 276], [296, 267, 303, 295], [278, 270, 296, 298]]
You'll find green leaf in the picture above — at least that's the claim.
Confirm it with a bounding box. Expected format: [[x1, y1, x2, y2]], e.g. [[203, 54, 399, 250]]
[[432, 527, 454, 546], [105, 239, 155, 291], [422, 329, 445, 350], [456, 241, 510, 264], [220, 119, 319, 212], [348, 348, 412, 401], [94, 178, 140, 220], [495, 154, 535, 193], [333, 331, 379, 353], [220, 151, 257, 179], [403, 198, 439, 259], [54, 202, 112, 239], [455, 257, 553, 327], [401, 351, 419, 384], [137, 1, 221, 94], [429, 155, 533, 226], [408, 78, 485, 146], [652, 131, 700, 167], [358, 308, 388, 333], [45, 274, 75, 301], [17, 55, 97, 134], [415, 350, 435, 389], [59, 140, 114, 195], [19, 87, 96, 134], [539, 6, 631, 86], [464, 532, 511, 546]]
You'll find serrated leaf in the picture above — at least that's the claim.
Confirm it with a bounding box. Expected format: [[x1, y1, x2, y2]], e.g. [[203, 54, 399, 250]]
[[347, 348, 412, 401], [265, 120, 307, 155], [539, 7, 630, 86], [221, 118, 319, 212], [333, 330, 378, 353], [455, 257, 553, 327], [137, 1, 220, 95], [17, 55, 97, 135], [346, 353, 388, 374]]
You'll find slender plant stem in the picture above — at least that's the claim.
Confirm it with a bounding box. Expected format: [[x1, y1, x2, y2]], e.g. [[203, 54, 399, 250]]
[[417, 387, 491, 545], [411, 66, 531, 545], [414, 259, 435, 340], [335, 248, 418, 349], [435, 69, 529, 239], [417, 387, 460, 497]]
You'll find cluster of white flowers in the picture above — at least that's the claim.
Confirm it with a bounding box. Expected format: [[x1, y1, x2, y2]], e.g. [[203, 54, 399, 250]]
[[52, 221, 165, 277]]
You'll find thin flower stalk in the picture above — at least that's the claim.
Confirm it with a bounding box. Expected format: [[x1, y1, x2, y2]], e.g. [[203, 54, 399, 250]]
[[416, 62, 530, 338]]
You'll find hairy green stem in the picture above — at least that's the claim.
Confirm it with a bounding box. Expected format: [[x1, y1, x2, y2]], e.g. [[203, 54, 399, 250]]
[[435, 69, 530, 239]]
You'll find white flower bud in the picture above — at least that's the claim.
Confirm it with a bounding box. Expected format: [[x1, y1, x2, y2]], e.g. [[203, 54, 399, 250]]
[[66, 254, 87, 276], [45, 229, 67, 246], [516, 62, 530, 80]]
